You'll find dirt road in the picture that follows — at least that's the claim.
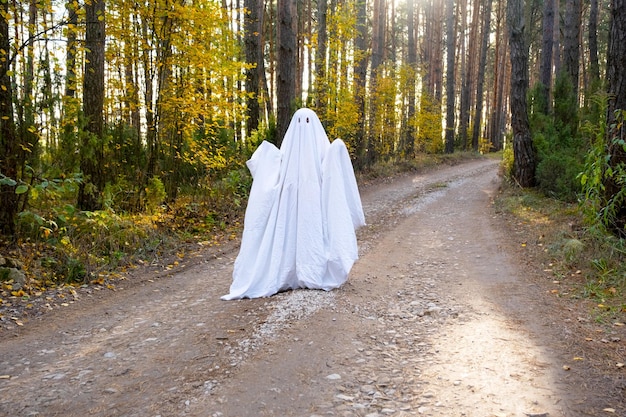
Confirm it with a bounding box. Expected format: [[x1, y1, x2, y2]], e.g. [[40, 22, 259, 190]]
[[1, 158, 623, 417]]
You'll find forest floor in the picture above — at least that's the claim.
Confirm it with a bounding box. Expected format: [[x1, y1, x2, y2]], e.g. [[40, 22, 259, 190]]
[[0, 158, 625, 417]]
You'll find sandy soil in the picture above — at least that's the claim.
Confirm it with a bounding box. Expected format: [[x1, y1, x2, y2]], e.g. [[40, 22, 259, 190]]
[[0, 158, 624, 417]]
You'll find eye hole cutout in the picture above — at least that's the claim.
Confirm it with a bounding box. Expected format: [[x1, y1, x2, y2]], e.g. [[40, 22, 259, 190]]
[[306, 117, 309, 123]]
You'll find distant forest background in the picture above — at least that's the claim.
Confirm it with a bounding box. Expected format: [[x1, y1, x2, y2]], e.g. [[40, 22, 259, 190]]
[[1, 0, 626, 285]]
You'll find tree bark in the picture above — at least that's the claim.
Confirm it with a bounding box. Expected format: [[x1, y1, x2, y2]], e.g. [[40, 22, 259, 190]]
[[78, 0, 106, 211], [507, 0, 536, 187], [65, 1, 78, 99], [488, 0, 507, 151], [244, 0, 265, 136], [0, 0, 19, 235], [604, 0, 626, 236], [539, 0, 554, 114], [404, 0, 417, 157], [460, 0, 480, 150], [444, 0, 455, 154], [471, 0, 493, 151], [276, 0, 297, 145], [353, 0, 368, 169], [315, 0, 327, 114], [562, 0, 582, 101], [588, 0, 600, 84], [367, 0, 385, 165]]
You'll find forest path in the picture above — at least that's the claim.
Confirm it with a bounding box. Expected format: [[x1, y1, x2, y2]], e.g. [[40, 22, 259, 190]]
[[0, 158, 623, 417]]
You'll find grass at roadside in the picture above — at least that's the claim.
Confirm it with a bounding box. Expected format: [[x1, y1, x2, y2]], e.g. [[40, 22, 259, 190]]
[[495, 181, 626, 324]]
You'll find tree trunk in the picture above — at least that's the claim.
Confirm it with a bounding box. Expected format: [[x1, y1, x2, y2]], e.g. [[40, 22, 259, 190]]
[[276, 0, 297, 145], [444, 0, 455, 154], [553, 0, 561, 76], [432, 0, 444, 103], [562, 0, 582, 101], [539, 0, 554, 114], [404, 0, 417, 157], [460, 0, 480, 150], [315, 0, 327, 114], [471, 0, 493, 151], [78, 0, 106, 211], [353, 0, 368, 169], [508, 0, 536, 187], [65, 1, 78, 99], [488, 0, 507, 150], [588, 0, 600, 84], [603, 0, 626, 236], [0, 1, 19, 236], [367, 0, 385, 165], [244, 0, 264, 136]]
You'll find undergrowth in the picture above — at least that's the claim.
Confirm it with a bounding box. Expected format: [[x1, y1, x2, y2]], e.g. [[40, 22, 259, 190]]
[[495, 181, 626, 323], [0, 170, 249, 302]]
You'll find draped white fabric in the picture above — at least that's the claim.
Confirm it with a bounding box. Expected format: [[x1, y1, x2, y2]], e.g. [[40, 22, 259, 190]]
[[221, 108, 365, 300]]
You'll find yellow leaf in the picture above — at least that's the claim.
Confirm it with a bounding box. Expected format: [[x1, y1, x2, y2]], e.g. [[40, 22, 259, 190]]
[[0, 375, 10, 379], [573, 357, 584, 361], [603, 408, 616, 413]]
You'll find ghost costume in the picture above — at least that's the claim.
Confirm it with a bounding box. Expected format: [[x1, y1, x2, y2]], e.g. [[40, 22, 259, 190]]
[[221, 108, 365, 300]]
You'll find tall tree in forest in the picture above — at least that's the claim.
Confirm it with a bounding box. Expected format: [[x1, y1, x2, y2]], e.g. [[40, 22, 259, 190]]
[[488, 0, 507, 150], [368, 0, 385, 165], [508, 0, 536, 186], [562, 0, 582, 101], [553, 0, 561, 76], [588, 0, 600, 95], [403, 0, 417, 157], [315, 0, 328, 116], [78, 0, 106, 211], [0, 0, 19, 235], [471, 0, 493, 151], [444, 0, 455, 154], [65, 1, 79, 99], [244, 0, 265, 136], [20, 1, 40, 175], [353, 0, 368, 168], [459, 0, 480, 150], [538, 0, 555, 114], [276, 0, 297, 144], [57, 0, 81, 173], [603, 0, 626, 236]]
